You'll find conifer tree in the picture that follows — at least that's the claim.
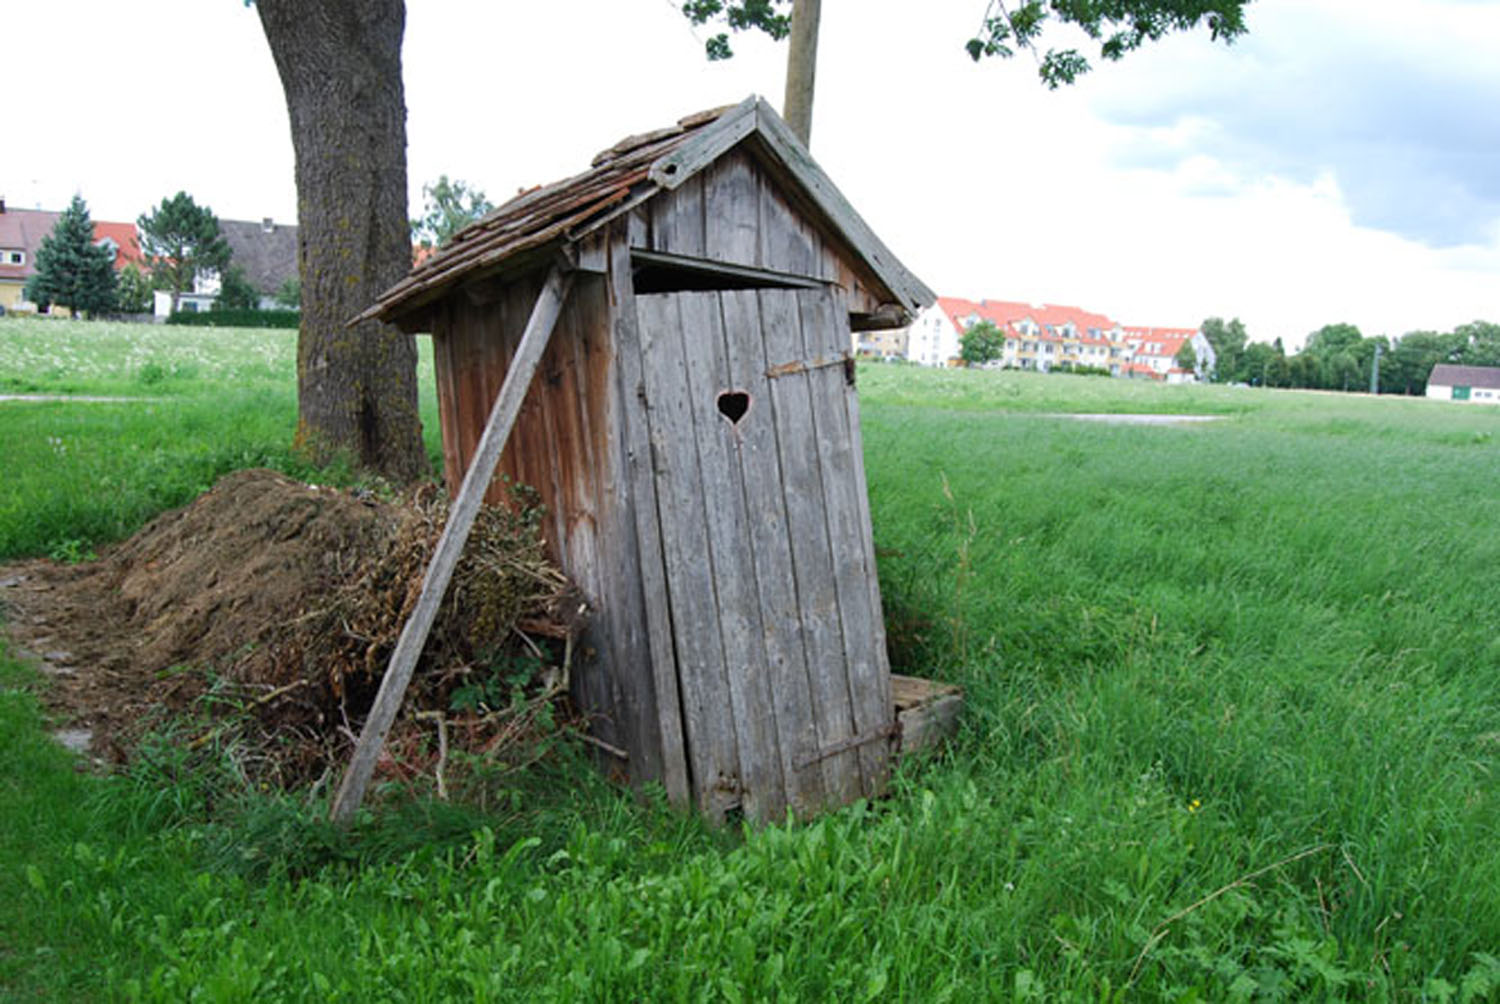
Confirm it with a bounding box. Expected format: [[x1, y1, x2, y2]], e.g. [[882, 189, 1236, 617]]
[[25, 195, 118, 317], [138, 192, 231, 314]]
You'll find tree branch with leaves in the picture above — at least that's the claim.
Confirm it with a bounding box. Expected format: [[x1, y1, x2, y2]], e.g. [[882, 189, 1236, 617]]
[[410, 176, 495, 250], [683, 0, 1251, 145], [965, 0, 1250, 88]]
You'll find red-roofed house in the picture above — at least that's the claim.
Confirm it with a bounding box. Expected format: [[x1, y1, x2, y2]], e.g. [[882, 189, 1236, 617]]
[[0, 199, 148, 313], [91, 219, 147, 274], [1121, 326, 1216, 383], [909, 296, 1127, 373], [907, 296, 968, 366], [903, 294, 1212, 381], [0, 201, 56, 311]]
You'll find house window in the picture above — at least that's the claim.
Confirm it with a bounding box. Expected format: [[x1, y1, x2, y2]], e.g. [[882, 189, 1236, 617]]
[[5, 251, 22, 265]]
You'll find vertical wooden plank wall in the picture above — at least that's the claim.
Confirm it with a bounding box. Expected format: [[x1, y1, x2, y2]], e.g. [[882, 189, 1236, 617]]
[[608, 226, 690, 803], [756, 288, 864, 807], [832, 282, 895, 787], [435, 270, 673, 772], [644, 149, 880, 308], [797, 288, 892, 796], [717, 289, 828, 814], [636, 292, 744, 818], [424, 146, 903, 819], [629, 149, 896, 812]]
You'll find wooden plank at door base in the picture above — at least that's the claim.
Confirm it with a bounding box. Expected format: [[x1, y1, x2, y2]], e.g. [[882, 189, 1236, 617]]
[[890, 674, 963, 756], [329, 265, 575, 825]]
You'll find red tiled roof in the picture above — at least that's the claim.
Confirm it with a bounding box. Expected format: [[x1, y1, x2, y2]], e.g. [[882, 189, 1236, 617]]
[[0, 209, 144, 283], [935, 296, 1200, 359], [91, 221, 146, 272], [1123, 326, 1197, 353], [935, 296, 1121, 347], [1122, 326, 1199, 363]]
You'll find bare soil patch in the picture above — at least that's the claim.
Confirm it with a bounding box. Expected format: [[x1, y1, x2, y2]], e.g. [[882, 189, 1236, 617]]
[[1061, 413, 1226, 426], [0, 469, 577, 787]]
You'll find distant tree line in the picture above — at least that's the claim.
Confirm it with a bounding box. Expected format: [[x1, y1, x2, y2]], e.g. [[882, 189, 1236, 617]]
[[1201, 317, 1500, 396]]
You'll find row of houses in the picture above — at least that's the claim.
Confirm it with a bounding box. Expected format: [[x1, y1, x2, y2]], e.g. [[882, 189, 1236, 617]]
[[0, 198, 145, 313], [865, 296, 1217, 382], [0, 197, 297, 316]]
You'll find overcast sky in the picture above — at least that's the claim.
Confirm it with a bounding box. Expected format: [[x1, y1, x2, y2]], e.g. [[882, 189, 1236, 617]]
[[8, 0, 1496, 349]]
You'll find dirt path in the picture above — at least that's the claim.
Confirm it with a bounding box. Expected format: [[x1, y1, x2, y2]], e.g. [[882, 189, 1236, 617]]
[[1061, 413, 1226, 426], [0, 394, 160, 404]]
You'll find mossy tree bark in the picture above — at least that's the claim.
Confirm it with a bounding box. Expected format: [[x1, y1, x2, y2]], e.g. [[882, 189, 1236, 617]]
[[256, 0, 427, 483]]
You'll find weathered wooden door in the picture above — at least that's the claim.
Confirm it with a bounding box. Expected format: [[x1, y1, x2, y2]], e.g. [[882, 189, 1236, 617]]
[[635, 286, 892, 822]]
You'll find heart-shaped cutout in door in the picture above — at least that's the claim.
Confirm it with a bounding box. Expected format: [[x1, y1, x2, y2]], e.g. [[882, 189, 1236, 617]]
[[716, 390, 751, 425]]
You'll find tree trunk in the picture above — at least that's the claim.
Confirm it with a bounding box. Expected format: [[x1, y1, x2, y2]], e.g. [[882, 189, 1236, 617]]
[[256, 0, 427, 483], [783, 0, 822, 147]]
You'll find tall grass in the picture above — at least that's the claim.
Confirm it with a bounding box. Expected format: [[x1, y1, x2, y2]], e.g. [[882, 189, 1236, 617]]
[[0, 317, 442, 559], [3, 333, 1499, 1000], [0, 316, 297, 397], [865, 388, 1500, 994]]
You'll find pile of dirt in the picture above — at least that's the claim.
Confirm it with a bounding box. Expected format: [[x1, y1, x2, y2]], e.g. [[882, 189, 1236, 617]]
[[0, 469, 581, 788]]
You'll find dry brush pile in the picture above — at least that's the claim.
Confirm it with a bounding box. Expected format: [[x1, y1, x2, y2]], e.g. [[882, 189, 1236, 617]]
[[0, 468, 584, 795]]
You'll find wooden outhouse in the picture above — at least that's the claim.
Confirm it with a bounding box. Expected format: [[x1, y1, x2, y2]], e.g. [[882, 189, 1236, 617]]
[[364, 96, 937, 822]]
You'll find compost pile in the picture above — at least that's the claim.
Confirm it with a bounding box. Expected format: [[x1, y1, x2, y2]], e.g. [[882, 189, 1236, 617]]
[[0, 469, 582, 790]]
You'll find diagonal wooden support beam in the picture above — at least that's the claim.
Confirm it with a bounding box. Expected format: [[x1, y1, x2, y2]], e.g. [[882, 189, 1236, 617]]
[[330, 265, 575, 824]]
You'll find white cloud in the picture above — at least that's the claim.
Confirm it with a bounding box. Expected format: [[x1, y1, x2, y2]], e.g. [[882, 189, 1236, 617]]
[[1090, 0, 1500, 247]]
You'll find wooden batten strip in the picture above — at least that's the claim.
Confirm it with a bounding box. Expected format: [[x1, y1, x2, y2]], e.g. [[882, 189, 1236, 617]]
[[647, 95, 759, 192], [329, 265, 576, 824], [608, 230, 690, 803]]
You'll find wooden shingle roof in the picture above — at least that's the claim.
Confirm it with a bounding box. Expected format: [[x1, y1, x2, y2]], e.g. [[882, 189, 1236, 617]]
[[361, 95, 933, 326]]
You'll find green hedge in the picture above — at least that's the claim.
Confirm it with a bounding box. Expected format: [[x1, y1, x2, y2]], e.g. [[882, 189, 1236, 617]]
[[167, 309, 300, 329]]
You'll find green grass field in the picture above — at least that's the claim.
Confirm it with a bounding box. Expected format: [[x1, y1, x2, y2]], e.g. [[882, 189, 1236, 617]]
[[2, 318, 1499, 1000], [0, 316, 443, 559]]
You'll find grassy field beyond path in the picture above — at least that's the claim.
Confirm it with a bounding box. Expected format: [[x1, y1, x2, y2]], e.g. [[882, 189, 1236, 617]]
[[2, 326, 1498, 999], [0, 317, 441, 559]]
